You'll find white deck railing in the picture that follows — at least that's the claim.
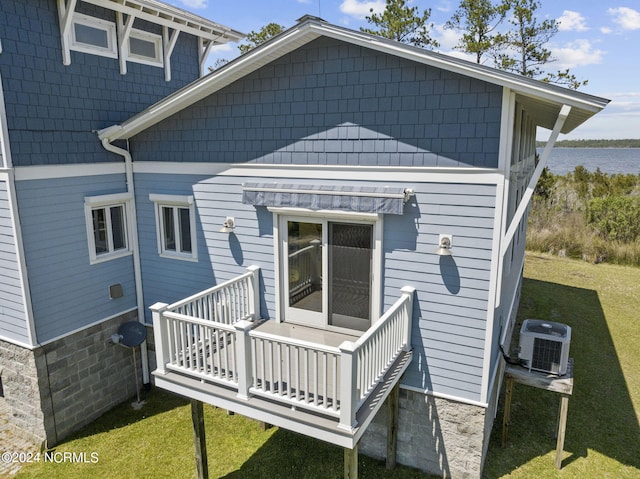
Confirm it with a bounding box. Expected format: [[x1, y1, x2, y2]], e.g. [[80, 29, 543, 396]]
[[151, 267, 414, 430], [166, 265, 260, 325], [244, 330, 342, 416]]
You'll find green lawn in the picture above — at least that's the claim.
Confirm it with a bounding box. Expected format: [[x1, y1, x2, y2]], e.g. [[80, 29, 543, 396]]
[[15, 253, 640, 478]]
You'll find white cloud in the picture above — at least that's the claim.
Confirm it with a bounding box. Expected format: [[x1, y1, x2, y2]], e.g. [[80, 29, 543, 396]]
[[297, 0, 312, 4], [608, 7, 640, 30], [339, 0, 385, 18], [179, 0, 207, 9], [433, 24, 460, 51], [557, 10, 588, 32], [600, 26, 612, 34], [553, 39, 604, 69]]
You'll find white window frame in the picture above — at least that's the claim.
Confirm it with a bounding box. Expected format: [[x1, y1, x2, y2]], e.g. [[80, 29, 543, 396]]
[[269, 207, 383, 333], [84, 193, 133, 264], [150, 194, 197, 261], [69, 13, 118, 59], [127, 29, 163, 67]]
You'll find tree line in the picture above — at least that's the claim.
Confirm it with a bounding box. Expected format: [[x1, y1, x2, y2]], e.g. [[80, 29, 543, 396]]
[[217, 0, 586, 89], [537, 139, 640, 148]]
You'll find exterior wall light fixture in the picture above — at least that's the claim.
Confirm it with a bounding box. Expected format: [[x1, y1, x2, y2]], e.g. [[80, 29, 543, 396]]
[[220, 216, 236, 233], [435, 234, 453, 256]]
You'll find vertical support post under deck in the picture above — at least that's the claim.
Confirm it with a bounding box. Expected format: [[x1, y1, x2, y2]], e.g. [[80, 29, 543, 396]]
[[344, 444, 358, 479], [191, 399, 209, 479], [386, 382, 400, 469]]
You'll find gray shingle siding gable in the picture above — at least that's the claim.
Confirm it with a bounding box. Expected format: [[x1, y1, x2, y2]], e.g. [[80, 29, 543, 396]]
[[131, 37, 502, 168], [0, 0, 200, 166], [0, 180, 29, 344]]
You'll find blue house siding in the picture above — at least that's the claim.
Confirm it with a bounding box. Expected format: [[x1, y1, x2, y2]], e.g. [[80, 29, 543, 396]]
[[0, 0, 200, 166], [15, 174, 136, 342], [0, 180, 29, 343], [134, 172, 219, 322], [130, 36, 502, 168], [383, 182, 496, 400], [133, 170, 495, 402]]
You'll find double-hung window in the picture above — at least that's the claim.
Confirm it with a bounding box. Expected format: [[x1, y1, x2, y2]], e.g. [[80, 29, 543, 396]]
[[150, 194, 197, 261], [85, 193, 132, 264]]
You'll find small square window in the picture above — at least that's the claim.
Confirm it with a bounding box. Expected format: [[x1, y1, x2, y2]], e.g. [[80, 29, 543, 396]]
[[85, 193, 132, 264], [70, 13, 117, 59], [150, 194, 197, 261]]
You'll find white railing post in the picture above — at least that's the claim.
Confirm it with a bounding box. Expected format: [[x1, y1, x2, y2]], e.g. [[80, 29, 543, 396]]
[[234, 319, 254, 400], [246, 265, 260, 321], [338, 340, 358, 431], [400, 286, 415, 352], [150, 302, 170, 374]]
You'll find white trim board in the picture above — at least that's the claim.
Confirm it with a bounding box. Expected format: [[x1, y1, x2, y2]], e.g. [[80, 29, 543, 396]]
[[133, 162, 504, 185], [14, 163, 126, 181]]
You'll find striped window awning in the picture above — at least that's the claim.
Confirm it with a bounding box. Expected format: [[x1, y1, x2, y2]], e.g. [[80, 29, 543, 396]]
[[242, 182, 413, 215]]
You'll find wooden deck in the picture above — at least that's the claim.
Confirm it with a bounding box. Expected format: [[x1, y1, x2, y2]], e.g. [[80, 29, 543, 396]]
[[150, 266, 415, 450], [253, 320, 360, 347], [154, 346, 412, 448]]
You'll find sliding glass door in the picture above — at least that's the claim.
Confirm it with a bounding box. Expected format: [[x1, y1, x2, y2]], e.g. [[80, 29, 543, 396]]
[[282, 216, 374, 332]]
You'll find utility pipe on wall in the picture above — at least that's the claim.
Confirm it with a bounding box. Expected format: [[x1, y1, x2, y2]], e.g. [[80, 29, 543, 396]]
[[101, 138, 150, 384]]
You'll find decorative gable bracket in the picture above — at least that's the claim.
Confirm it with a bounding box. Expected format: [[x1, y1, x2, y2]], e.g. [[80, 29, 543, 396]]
[[56, 0, 244, 80]]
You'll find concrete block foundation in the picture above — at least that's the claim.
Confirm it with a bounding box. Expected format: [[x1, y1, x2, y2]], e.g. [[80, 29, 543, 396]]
[[359, 388, 496, 479], [0, 311, 148, 447]]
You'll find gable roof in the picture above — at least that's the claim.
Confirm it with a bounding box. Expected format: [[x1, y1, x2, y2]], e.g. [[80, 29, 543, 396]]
[[98, 15, 609, 142]]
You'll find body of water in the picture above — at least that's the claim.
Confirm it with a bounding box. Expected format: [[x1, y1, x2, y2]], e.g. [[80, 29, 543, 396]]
[[541, 148, 640, 176]]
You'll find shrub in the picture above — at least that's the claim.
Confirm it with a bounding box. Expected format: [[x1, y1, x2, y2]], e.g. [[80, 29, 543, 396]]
[[587, 195, 640, 242]]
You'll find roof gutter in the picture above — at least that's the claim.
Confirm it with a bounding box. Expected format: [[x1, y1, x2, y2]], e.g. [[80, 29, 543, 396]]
[[101, 138, 150, 385]]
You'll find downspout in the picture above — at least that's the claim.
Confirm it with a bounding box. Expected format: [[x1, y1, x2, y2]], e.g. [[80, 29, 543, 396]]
[[101, 138, 150, 385]]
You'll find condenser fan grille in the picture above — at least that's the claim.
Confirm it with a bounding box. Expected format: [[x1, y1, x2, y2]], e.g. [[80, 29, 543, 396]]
[[531, 337, 563, 373]]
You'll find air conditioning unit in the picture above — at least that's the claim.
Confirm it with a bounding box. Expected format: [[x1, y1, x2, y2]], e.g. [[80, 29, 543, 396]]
[[519, 319, 571, 375]]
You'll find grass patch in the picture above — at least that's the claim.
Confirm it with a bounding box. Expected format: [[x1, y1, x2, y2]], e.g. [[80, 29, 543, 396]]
[[484, 253, 640, 478], [16, 253, 640, 478]]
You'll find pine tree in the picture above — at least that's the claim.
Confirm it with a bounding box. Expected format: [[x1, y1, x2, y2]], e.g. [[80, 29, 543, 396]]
[[493, 0, 586, 89], [445, 0, 510, 64], [238, 23, 285, 55], [361, 0, 439, 48]]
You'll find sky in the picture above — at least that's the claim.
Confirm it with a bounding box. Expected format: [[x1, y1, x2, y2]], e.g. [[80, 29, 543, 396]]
[[171, 0, 639, 140]]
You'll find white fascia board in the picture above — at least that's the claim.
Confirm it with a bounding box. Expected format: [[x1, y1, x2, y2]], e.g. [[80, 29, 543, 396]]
[[132, 161, 504, 185]]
